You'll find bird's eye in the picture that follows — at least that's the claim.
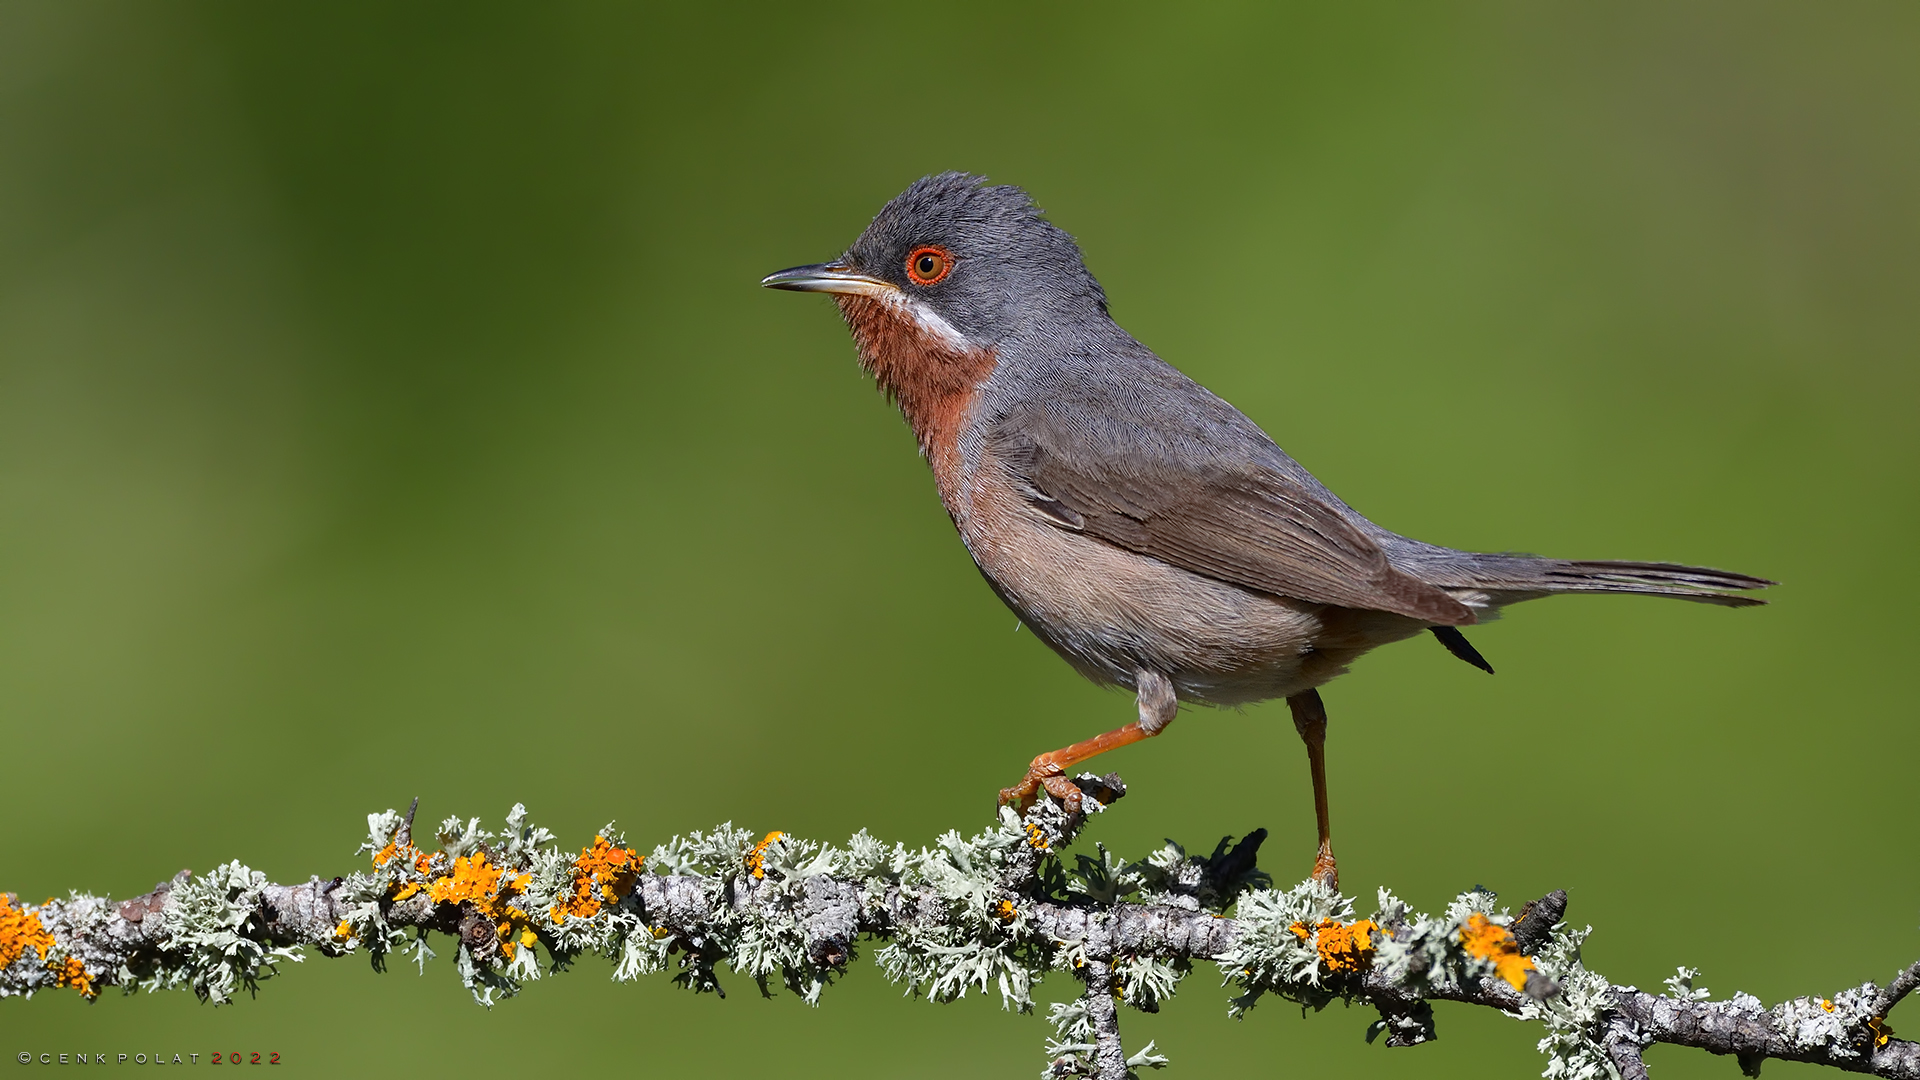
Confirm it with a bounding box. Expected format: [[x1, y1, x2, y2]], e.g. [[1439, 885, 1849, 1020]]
[[906, 245, 953, 286]]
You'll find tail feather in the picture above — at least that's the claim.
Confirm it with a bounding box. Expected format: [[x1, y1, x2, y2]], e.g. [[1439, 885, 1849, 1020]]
[[1529, 559, 1773, 606], [1413, 553, 1774, 608]]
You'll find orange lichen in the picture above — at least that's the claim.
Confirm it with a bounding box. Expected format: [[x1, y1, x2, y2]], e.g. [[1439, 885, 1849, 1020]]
[[333, 921, 354, 943], [0, 895, 55, 968], [375, 838, 439, 902], [423, 852, 536, 961], [372, 839, 435, 873], [500, 923, 537, 960], [579, 836, 642, 899], [52, 956, 95, 999], [1820, 998, 1836, 1012], [1869, 1016, 1894, 1048], [1460, 913, 1535, 991], [430, 853, 528, 919], [993, 900, 1017, 924], [493, 905, 537, 961], [746, 832, 788, 880], [429, 853, 514, 908], [549, 835, 643, 924], [1287, 918, 1379, 973], [1318, 919, 1379, 972], [1024, 824, 1050, 852]]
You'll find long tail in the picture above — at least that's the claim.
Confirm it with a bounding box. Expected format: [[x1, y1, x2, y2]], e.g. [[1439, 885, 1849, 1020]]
[[1395, 547, 1774, 609], [1388, 545, 1771, 673]]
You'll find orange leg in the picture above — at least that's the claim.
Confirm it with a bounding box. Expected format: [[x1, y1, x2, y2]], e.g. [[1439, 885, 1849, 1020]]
[[1000, 670, 1178, 815], [1288, 689, 1338, 890]]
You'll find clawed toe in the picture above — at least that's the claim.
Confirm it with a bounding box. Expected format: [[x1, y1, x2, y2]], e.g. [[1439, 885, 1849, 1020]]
[[996, 781, 1037, 812], [997, 758, 1084, 815], [1038, 771, 1084, 815]]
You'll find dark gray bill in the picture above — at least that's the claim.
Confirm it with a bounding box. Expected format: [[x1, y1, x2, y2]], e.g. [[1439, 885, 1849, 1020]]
[[760, 263, 897, 296]]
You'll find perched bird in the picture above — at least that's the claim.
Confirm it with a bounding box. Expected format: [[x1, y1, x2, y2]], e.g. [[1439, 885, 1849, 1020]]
[[763, 173, 1769, 887]]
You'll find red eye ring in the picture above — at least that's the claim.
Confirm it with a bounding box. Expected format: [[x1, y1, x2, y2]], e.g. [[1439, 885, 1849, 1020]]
[[906, 245, 954, 286]]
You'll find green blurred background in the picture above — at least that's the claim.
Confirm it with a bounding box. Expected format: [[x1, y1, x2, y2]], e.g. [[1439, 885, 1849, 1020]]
[[2, 2, 1915, 1075]]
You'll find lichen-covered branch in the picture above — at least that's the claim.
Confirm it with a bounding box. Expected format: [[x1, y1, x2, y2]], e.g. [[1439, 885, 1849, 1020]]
[[3, 779, 1914, 1079]]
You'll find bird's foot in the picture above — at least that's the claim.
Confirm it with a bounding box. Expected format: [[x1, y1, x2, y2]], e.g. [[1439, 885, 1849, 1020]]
[[998, 757, 1085, 816], [1310, 843, 1339, 892]]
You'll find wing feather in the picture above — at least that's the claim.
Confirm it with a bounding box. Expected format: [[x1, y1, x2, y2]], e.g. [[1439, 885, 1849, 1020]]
[[988, 400, 1474, 626]]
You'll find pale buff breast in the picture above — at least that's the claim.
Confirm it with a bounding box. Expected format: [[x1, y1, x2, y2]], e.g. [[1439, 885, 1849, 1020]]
[[953, 451, 1430, 707]]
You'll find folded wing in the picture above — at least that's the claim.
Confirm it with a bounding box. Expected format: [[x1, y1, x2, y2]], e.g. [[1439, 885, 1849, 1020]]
[[986, 396, 1476, 626]]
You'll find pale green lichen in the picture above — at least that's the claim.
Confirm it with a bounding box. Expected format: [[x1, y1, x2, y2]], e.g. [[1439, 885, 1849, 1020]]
[[1218, 879, 1356, 1014], [1369, 884, 1618, 1079], [1044, 995, 1168, 1079], [4, 802, 1901, 1080], [1664, 965, 1711, 1002], [1519, 922, 1612, 1080], [869, 810, 1049, 1010], [1777, 984, 1884, 1062], [150, 861, 304, 1004]]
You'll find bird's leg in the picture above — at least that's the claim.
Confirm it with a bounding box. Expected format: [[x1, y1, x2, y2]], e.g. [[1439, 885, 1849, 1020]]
[[1287, 688, 1338, 890], [1000, 670, 1177, 815]]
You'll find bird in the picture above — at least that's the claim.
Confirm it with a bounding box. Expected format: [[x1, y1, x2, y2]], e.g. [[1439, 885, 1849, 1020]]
[[762, 172, 1770, 888]]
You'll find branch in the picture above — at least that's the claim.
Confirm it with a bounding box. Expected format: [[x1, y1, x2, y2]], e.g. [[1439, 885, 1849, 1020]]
[[3, 780, 1913, 1079], [1075, 938, 1127, 1080]]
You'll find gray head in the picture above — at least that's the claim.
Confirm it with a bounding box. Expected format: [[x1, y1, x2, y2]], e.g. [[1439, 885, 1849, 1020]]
[[762, 173, 1108, 349]]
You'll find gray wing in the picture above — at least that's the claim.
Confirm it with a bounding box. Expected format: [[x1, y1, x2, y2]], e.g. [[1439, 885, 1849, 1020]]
[[983, 385, 1476, 626]]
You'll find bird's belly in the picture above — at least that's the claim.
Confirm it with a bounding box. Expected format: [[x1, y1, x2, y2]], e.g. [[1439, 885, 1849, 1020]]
[[957, 472, 1424, 706]]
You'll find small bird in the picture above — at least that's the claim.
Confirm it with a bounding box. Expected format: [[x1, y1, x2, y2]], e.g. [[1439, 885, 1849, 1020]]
[[763, 173, 1770, 887]]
